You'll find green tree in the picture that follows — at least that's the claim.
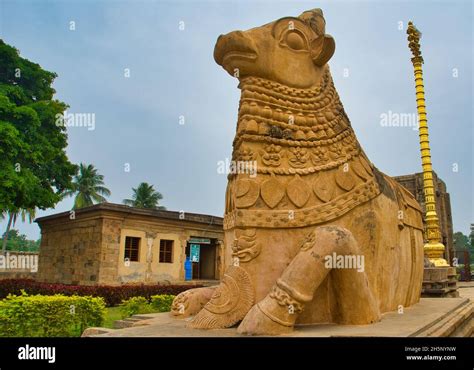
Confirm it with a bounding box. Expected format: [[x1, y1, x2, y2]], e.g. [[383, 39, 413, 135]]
[[469, 227, 474, 253], [123, 182, 166, 209], [453, 231, 470, 251], [0, 39, 77, 213], [468, 228, 474, 265], [0, 228, 39, 252], [62, 163, 111, 209], [453, 231, 473, 266], [1, 208, 36, 253]]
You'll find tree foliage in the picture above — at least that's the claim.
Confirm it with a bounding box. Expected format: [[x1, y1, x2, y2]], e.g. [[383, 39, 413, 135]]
[[123, 182, 165, 209], [453, 231, 471, 251], [62, 163, 111, 209], [0, 39, 76, 213], [0, 229, 40, 252], [1, 208, 36, 253]]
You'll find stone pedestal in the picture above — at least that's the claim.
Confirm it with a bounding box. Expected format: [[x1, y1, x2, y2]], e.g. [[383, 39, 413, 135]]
[[422, 267, 459, 298]]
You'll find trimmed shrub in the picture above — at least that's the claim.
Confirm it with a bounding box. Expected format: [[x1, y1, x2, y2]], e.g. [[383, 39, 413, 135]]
[[119, 296, 154, 318], [151, 294, 175, 312], [0, 279, 201, 307], [0, 292, 106, 337], [119, 294, 176, 318]]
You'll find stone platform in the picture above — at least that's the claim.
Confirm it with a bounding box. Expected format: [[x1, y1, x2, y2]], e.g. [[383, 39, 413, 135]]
[[85, 287, 474, 337]]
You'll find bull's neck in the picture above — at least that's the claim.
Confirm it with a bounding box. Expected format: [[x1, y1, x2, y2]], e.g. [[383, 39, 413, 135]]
[[230, 68, 363, 178]]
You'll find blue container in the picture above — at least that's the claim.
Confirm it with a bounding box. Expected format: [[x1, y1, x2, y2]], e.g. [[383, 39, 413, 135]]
[[185, 258, 192, 280]]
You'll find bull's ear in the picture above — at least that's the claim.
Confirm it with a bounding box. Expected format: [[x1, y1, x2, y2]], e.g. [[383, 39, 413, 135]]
[[311, 34, 335, 66]]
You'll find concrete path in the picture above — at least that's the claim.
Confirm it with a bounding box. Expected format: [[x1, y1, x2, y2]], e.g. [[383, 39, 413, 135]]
[[458, 282, 474, 300]]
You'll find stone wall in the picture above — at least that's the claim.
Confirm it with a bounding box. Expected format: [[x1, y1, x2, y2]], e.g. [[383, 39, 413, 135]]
[[97, 218, 122, 285], [0, 251, 39, 280], [36, 218, 104, 285]]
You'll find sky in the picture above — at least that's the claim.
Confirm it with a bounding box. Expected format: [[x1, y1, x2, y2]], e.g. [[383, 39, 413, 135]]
[[0, 0, 472, 240]]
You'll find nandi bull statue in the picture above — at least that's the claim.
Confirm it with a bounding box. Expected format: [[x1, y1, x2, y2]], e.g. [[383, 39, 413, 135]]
[[171, 8, 424, 335]]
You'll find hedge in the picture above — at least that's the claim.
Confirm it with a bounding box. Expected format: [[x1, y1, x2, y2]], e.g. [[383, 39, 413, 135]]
[[0, 292, 106, 337], [151, 294, 175, 312], [0, 279, 200, 307], [119, 294, 175, 318], [119, 296, 154, 317]]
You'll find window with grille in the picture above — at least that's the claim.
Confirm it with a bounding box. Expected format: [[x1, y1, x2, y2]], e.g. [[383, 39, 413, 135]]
[[159, 239, 173, 263], [124, 236, 140, 262]]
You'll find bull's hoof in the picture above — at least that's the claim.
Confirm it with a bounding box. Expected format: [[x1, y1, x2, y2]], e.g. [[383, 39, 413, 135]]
[[237, 296, 295, 336]]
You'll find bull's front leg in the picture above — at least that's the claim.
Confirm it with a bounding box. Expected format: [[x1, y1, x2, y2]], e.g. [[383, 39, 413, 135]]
[[237, 226, 380, 335], [170, 287, 216, 318]]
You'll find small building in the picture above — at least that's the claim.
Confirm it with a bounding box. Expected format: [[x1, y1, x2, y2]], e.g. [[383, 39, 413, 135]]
[[394, 171, 454, 263], [35, 203, 225, 285]]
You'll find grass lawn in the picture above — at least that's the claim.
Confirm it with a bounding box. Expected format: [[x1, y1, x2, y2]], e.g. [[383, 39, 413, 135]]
[[102, 299, 174, 329], [103, 307, 124, 328]]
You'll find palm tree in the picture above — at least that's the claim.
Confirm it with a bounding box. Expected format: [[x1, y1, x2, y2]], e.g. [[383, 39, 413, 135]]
[[123, 182, 166, 209], [1, 208, 36, 254], [62, 163, 111, 209]]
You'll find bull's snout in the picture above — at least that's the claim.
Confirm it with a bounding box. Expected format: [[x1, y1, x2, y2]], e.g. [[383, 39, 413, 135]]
[[214, 30, 257, 66]]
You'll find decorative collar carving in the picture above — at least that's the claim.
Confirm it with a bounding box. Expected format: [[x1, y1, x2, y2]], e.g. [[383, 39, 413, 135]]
[[224, 68, 382, 229]]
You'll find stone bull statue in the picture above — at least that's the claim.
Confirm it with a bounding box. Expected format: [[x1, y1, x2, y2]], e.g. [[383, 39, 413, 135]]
[[171, 8, 424, 335]]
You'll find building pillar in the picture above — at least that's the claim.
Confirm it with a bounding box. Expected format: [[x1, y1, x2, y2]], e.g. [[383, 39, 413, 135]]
[[145, 232, 157, 283]]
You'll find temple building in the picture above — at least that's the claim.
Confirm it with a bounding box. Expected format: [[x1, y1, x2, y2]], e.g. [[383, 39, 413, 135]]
[[394, 171, 454, 264], [35, 203, 224, 285]]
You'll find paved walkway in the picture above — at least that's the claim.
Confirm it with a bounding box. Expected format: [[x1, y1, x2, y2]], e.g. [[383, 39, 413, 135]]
[[458, 282, 474, 300], [91, 293, 472, 337]]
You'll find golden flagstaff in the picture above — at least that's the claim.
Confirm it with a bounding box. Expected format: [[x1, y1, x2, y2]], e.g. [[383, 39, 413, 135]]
[[407, 21, 448, 267]]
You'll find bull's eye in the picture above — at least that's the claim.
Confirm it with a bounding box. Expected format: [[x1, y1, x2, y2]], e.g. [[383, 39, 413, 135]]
[[285, 31, 306, 51]]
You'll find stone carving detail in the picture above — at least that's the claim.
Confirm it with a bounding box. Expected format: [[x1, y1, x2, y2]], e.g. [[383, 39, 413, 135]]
[[260, 175, 285, 209], [232, 229, 261, 262], [225, 178, 380, 229], [286, 175, 311, 208], [234, 146, 255, 162], [240, 119, 259, 134], [189, 266, 255, 329], [234, 179, 259, 208], [225, 183, 232, 213], [288, 147, 309, 168], [329, 142, 345, 160], [261, 144, 283, 167], [351, 157, 370, 180], [233, 130, 360, 174], [311, 146, 330, 166], [335, 166, 355, 191], [269, 285, 304, 313], [300, 231, 317, 251], [171, 287, 216, 318], [313, 171, 335, 203], [360, 154, 373, 174]]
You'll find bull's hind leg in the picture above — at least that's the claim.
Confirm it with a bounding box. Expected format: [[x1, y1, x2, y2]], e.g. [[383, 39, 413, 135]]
[[330, 261, 381, 325], [237, 226, 381, 335]]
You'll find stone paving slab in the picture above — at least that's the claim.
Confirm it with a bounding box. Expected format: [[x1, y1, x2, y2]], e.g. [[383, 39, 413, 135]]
[[91, 295, 471, 337], [458, 282, 474, 301]]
